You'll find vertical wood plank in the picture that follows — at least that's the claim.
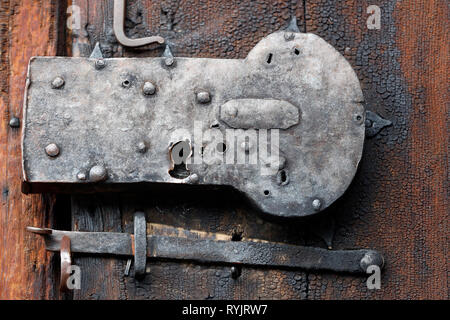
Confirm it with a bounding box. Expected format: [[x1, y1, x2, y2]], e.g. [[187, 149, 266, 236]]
[[71, 195, 126, 300], [0, 0, 65, 299]]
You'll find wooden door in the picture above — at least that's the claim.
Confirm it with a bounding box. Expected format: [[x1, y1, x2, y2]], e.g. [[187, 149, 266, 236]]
[[0, 0, 447, 300]]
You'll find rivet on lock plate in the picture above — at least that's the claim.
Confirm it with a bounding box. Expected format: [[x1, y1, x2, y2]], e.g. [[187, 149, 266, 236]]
[[22, 19, 365, 219]]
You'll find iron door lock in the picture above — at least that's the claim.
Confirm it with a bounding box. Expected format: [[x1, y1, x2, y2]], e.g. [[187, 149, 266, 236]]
[[28, 212, 384, 281], [21, 19, 366, 219], [24, 15, 386, 284]]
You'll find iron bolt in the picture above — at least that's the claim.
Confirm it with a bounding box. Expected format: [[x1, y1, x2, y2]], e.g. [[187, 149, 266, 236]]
[[196, 91, 211, 104], [231, 266, 241, 279], [360, 251, 384, 271], [89, 165, 107, 182], [142, 82, 156, 95], [312, 199, 322, 211], [95, 59, 106, 70], [137, 141, 147, 153], [187, 173, 199, 184], [164, 57, 174, 66], [9, 117, 20, 128], [277, 169, 290, 186], [51, 77, 65, 89], [77, 172, 87, 181], [45, 143, 60, 157]]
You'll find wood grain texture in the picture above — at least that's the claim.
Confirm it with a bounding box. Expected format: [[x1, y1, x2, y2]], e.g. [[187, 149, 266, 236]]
[[0, 0, 65, 299]]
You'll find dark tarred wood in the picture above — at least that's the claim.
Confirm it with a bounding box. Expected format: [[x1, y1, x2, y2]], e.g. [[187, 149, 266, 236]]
[[304, 0, 448, 300], [69, 0, 448, 300], [0, 0, 67, 299]]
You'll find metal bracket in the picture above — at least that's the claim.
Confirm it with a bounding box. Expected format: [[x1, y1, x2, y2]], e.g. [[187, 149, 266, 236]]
[[134, 212, 147, 278], [113, 0, 164, 47]]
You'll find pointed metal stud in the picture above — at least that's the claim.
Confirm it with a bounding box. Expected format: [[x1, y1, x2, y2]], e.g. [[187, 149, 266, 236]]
[[365, 111, 392, 138], [91, 42, 107, 70], [311, 215, 335, 250], [163, 45, 175, 66], [285, 16, 301, 33], [90, 42, 104, 59]]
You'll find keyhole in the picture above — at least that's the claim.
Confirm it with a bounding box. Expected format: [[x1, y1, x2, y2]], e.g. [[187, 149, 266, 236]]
[[169, 141, 191, 179]]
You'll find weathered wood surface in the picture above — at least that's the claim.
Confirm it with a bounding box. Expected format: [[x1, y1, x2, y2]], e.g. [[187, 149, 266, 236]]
[[0, 0, 67, 299], [0, 0, 447, 299], [68, 0, 448, 300]]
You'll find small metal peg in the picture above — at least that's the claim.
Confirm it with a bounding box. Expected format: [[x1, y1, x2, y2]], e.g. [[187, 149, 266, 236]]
[[9, 117, 20, 128], [45, 143, 60, 157], [312, 199, 322, 211], [51, 77, 65, 89], [231, 266, 241, 279], [196, 91, 211, 104]]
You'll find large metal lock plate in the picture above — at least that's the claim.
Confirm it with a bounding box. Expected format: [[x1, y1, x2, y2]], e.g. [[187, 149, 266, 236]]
[[22, 28, 365, 218]]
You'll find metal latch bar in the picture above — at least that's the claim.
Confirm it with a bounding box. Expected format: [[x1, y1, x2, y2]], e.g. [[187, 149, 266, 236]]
[[27, 217, 384, 276], [22, 28, 366, 219]]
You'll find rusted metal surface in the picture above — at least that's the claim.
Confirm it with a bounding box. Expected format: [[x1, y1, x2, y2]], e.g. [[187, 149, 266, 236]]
[[28, 226, 384, 274], [23, 28, 365, 218]]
